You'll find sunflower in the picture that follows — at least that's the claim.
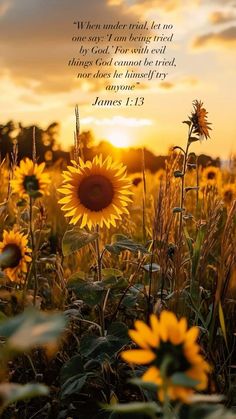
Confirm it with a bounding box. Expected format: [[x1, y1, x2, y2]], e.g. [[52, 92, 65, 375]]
[[0, 230, 32, 283], [190, 100, 211, 140], [11, 158, 50, 199], [222, 184, 236, 205], [201, 166, 221, 187], [121, 311, 210, 403], [58, 155, 133, 229]]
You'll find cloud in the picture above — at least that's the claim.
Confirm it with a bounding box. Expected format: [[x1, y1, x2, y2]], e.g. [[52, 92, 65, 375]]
[[159, 77, 199, 90], [192, 26, 236, 49], [209, 10, 236, 24], [108, 0, 181, 12], [81, 116, 152, 127]]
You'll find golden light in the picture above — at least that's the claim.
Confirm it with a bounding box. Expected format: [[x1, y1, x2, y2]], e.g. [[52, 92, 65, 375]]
[[108, 131, 130, 148]]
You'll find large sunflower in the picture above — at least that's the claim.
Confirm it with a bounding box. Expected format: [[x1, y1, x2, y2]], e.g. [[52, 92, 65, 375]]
[[0, 230, 32, 283], [11, 158, 50, 199], [58, 155, 132, 229], [190, 100, 211, 140], [121, 311, 210, 403]]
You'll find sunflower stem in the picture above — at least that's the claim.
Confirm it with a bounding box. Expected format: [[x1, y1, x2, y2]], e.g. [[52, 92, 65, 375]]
[[160, 355, 173, 419], [29, 197, 38, 306], [95, 224, 105, 336], [178, 125, 193, 240], [95, 225, 102, 282]]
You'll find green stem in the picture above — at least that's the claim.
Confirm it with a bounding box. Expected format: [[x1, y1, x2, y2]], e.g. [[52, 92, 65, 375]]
[[178, 125, 193, 239], [95, 225, 102, 282], [95, 225, 105, 336], [29, 197, 38, 306], [160, 356, 172, 419]]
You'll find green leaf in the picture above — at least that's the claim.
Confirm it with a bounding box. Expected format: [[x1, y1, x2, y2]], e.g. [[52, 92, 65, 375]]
[[0, 383, 48, 410], [62, 227, 98, 256], [106, 235, 149, 255], [192, 225, 206, 278], [80, 333, 128, 361], [68, 281, 105, 306], [60, 354, 84, 384], [102, 268, 123, 278], [174, 170, 184, 178], [0, 311, 7, 323], [61, 372, 94, 398], [102, 276, 128, 290], [171, 372, 199, 387], [129, 378, 158, 392], [67, 271, 87, 284], [182, 120, 191, 126], [173, 207, 185, 213], [0, 309, 66, 351], [107, 322, 129, 341], [184, 227, 194, 257], [142, 263, 160, 273], [219, 300, 228, 349], [104, 401, 161, 415]]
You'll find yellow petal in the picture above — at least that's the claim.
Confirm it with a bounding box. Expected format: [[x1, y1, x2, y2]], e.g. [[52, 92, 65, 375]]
[[134, 320, 158, 347], [121, 349, 155, 364]]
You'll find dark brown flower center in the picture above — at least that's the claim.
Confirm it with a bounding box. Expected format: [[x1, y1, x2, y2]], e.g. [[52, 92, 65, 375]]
[[78, 175, 114, 212], [207, 171, 216, 180], [23, 175, 39, 193], [224, 190, 233, 202], [154, 341, 190, 377], [1, 244, 22, 268]]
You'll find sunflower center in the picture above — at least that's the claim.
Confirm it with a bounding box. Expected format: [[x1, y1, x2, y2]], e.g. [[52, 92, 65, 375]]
[[207, 171, 216, 180], [1, 244, 22, 268], [78, 174, 114, 212], [23, 175, 39, 193], [154, 341, 190, 377], [224, 190, 233, 202]]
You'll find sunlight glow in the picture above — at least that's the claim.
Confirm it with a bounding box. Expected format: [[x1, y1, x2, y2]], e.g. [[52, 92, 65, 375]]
[[108, 131, 131, 148]]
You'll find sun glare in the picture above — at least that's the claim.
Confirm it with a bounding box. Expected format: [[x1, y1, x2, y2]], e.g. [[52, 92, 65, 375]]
[[108, 131, 130, 148]]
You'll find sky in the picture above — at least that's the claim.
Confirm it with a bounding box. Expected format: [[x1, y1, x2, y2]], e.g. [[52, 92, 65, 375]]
[[0, 0, 235, 158]]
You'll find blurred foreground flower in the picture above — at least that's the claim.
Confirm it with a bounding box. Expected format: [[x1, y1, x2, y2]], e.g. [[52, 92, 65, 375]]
[[11, 158, 50, 199], [58, 155, 132, 229], [121, 311, 210, 403], [0, 230, 32, 282], [189, 100, 212, 140]]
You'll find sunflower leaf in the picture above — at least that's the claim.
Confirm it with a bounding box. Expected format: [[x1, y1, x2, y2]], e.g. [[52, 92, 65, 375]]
[[173, 207, 185, 213], [219, 300, 228, 350], [0, 309, 66, 351], [67, 281, 105, 306], [62, 227, 99, 256], [129, 377, 158, 392], [171, 372, 200, 387], [0, 383, 49, 411], [174, 170, 184, 178], [106, 235, 149, 255], [142, 263, 161, 273], [104, 401, 161, 415]]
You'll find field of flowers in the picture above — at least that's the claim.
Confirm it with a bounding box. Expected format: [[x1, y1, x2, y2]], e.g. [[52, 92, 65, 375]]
[[0, 101, 236, 418]]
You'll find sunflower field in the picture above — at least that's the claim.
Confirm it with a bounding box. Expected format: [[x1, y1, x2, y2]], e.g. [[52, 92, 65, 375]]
[[0, 100, 236, 419]]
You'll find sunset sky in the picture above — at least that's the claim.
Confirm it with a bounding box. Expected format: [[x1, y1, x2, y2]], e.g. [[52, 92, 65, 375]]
[[0, 0, 235, 158]]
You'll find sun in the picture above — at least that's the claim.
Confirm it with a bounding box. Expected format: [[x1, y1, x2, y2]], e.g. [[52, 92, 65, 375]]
[[108, 131, 130, 148]]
